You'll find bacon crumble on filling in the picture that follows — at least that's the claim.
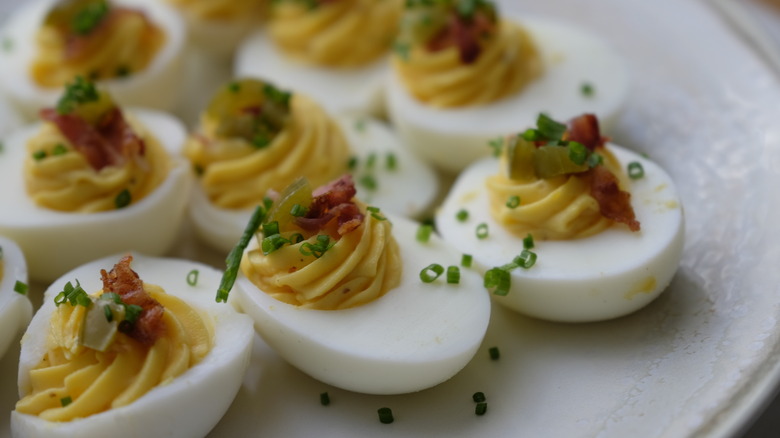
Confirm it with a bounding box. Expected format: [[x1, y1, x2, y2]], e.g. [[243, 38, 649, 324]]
[[99, 255, 164, 345], [40, 107, 146, 171], [294, 175, 364, 236]]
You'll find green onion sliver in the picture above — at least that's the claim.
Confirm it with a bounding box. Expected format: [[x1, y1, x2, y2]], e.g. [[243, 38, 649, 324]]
[[290, 203, 307, 217], [514, 249, 537, 269], [484, 268, 510, 296], [104, 305, 113, 322], [568, 142, 588, 166], [13, 280, 28, 295], [115, 189, 131, 209], [461, 254, 473, 268], [506, 195, 520, 209], [386, 152, 397, 171], [475, 223, 489, 240], [628, 161, 645, 179], [456, 209, 469, 222], [446, 266, 460, 284], [186, 269, 199, 286], [420, 264, 444, 283], [60, 396, 73, 407], [416, 224, 433, 243], [216, 205, 266, 303], [523, 234, 534, 250], [377, 407, 394, 424]]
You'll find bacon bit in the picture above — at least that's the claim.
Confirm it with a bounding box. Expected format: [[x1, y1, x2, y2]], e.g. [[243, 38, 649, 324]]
[[427, 11, 496, 64], [294, 175, 364, 236], [100, 255, 165, 345], [40, 107, 146, 171], [586, 166, 640, 232], [565, 114, 608, 151]]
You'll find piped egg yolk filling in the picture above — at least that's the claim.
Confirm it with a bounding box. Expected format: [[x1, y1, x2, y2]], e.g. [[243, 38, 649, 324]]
[[185, 82, 350, 209], [31, 0, 165, 88], [24, 112, 170, 213], [15, 285, 213, 421], [242, 199, 402, 310], [166, 0, 263, 21], [270, 0, 401, 68], [393, 3, 542, 108]]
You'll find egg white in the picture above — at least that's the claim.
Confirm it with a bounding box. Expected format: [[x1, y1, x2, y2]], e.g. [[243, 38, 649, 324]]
[[386, 17, 630, 174], [0, 0, 186, 119], [189, 113, 440, 254], [0, 93, 26, 136], [12, 253, 255, 438], [436, 144, 684, 323], [0, 236, 33, 360], [234, 30, 389, 117], [0, 109, 193, 283], [233, 213, 491, 395]]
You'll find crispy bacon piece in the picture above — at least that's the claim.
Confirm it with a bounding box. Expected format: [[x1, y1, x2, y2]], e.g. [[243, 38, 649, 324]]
[[565, 113, 607, 151], [427, 11, 496, 64], [40, 106, 145, 171], [587, 166, 641, 232], [100, 255, 165, 346], [294, 175, 365, 236]]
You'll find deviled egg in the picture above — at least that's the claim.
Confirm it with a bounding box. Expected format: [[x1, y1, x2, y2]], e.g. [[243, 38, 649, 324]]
[[386, 0, 629, 173], [12, 253, 255, 438], [0, 78, 192, 282], [235, 0, 402, 116], [0, 236, 34, 360], [0, 0, 186, 118], [185, 78, 438, 253], [437, 114, 684, 322], [227, 175, 490, 394]]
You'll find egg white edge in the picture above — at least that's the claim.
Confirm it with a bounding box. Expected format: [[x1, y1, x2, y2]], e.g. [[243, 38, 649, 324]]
[[233, 212, 492, 395], [0, 109, 194, 283], [0, 235, 33, 360], [11, 252, 255, 438], [385, 16, 630, 173], [436, 143, 685, 322]]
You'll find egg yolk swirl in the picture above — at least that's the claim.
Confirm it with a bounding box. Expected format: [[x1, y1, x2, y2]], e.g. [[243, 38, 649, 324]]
[[270, 0, 401, 68], [24, 117, 170, 213], [185, 94, 350, 209], [30, 7, 165, 88], [15, 286, 213, 421], [242, 205, 402, 310], [166, 0, 263, 21], [393, 20, 541, 108], [486, 147, 628, 240]]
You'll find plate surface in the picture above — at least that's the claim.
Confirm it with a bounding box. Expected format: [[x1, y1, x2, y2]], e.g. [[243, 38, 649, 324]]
[[1, 0, 780, 437]]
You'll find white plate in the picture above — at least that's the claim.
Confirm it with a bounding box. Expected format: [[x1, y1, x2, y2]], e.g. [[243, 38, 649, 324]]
[[2, 0, 780, 437]]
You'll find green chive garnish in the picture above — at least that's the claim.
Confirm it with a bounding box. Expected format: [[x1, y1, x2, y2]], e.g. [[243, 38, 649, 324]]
[[489, 346, 500, 360], [446, 266, 460, 284], [54, 280, 91, 307], [628, 161, 645, 179], [104, 304, 113, 322], [461, 254, 472, 268], [60, 396, 73, 407], [32, 150, 46, 161], [186, 269, 199, 286], [487, 137, 504, 157], [587, 152, 603, 168], [568, 141, 588, 166], [506, 195, 520, 209], [124, 304, 143, 324], [72, 0, 109, 35], [475, 402, 487, 416], [216, 205, 266, 303], [115, 189, 131, 209], [377, 407, 394, 424], [366, 206, 387, 221], [52, 144, 68, 155], [57, 76, 100, 115], [523, 234, 534, 250], [420, 264, 444, 283], [416, 224, 433, 243], [473, 392, 486, 403], [386, 153, 397, 171], [456, 209, 469, 222], [359, 174, 377, 191], [581, 82, 595, 97], [366, 153, 377, 169], [514, 249, 537, 269], [300, 235, 333, 258], [320, 392, 330, 406], [13, 280, 28, 295], [484, 267, 510, 296], [262, 234, 290, 255], [290, 203, 307, 217], [475, 223, 488, 239], [347, 156, 358, 169]]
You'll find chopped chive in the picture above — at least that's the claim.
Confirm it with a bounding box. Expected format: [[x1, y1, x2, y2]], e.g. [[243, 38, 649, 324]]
[[300, 235, 333, 258], [489, 346, 500, 360], [475, 402, 487, 416], [377, 407, 394, 424], [420, 264, 444, 283], [354, 118, 366, 133], [57, 76, 100, 115], [568, 141, 588, 166], [52, 144, 68, 155], [263, 221, 280, 237], [456, 209, 469, 222], [32, 150, 46, 161], [484, 267, 510, 296], [472, 392, 486, 403], [263, 196, 274, 210], [289, 233, 305, 244], [228, 81, 241, 93], [124, 304, 143, 324], [386, 153, 397, 171], [475, 223, 489, 239], [251, 134, 271, 149], [487, 137, 504, 157], [506, 195, 520, 209], [628, 161, 645, 179], [416, 224, 433, 243], [263, 83, 291, 107], [446, 266, 460, 284], [536, 113, 567, 141], [262, 234, 290, 255], [347, 156, 358, 170], [71, 0, 109, 35], [514, 249, 537, 269], [115, 189, 131, 209], [461, 254, 472, 268], [587, 152, 603, 168], [186, 269, 199, 286], [60, 396, 73, 407], [54, 280, 90, 307], [366, 205, 387, 221], [365, 153, 377, 169], [216, 205, 266, 303], [103, 304, 113, 322], [290, 203, 308, 217], [522, 234, 534, 250], [13, 280, 28, 295], [320, 392, 330, 406], [581, 82, 595, 97], [358, 174, 377, 191]]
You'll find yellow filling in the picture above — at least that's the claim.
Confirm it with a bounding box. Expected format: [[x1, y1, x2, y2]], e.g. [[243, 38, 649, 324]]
[[24, 116, 171, 213], [166, 0, 264, 21], [30, 7, 165, 88], [15, 286, 213, 421], [486, 147, 627, 240], [185, 94, 350, 209], [242, 205, 402, 310], [270, 0, 401, 67], [393, 20, 542, 108]]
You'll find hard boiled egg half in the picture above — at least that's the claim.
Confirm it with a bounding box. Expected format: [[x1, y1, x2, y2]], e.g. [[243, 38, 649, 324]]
[[0, 236, 34, 360], [230, 176, 491, 394], [0, 0, 186, 118], [12, 253, 255, 438], [386, 8, 629, 174], [437, 128, 684, 322], [0, 86, 192, 282]]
